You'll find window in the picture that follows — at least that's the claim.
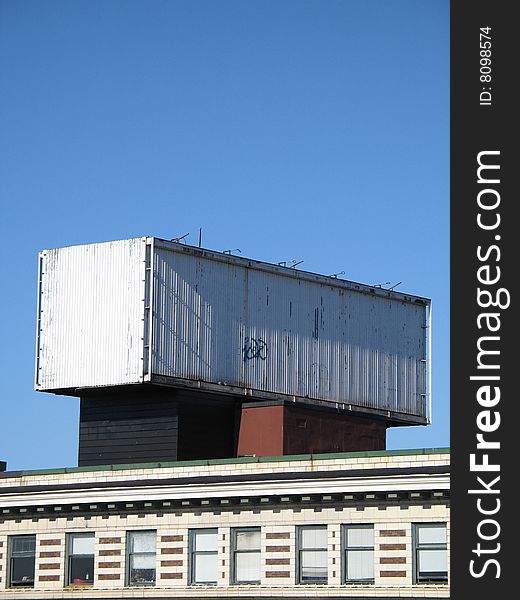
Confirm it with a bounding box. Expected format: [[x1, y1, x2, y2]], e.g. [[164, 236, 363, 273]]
[[127, 530, 156, 586], [232, 528, 261, 584], [297, 526, 328, 584], [413, 523, 448, 583], [66, 533, 95, 586], [8, 535, 36, 588], [189, 529, 218, 585], [343, 525, 374, 583]]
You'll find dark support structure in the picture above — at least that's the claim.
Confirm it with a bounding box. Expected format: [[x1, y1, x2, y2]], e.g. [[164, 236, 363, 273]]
[[237, 401, 387, 457], [78, 387, 239, 467], [79, 391, 179, 467], [78, 387, 388, 466]]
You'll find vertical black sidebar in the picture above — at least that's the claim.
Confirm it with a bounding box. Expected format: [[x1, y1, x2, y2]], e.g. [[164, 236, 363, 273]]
[[451, 1, 516, 599]]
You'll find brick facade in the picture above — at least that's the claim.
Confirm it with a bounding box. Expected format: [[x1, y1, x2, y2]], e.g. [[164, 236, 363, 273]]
[[0, 449, 450, 598]]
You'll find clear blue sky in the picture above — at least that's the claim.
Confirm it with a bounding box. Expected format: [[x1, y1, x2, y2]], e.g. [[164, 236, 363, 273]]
[[0, 0, 449, 471]]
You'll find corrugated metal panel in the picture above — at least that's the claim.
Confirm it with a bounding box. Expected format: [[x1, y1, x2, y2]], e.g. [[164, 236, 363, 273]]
[[151, 241, 429, 419], [35, 237, 429, 422], [36, 238, 148, 390]]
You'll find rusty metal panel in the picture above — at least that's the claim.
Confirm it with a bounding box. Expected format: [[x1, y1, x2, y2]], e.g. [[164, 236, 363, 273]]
[[35, 238, 148, 390], [151, 241, 430, 421]]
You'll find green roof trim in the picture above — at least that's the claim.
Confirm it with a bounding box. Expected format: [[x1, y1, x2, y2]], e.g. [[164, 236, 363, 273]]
[[2, 447, 450, 478]]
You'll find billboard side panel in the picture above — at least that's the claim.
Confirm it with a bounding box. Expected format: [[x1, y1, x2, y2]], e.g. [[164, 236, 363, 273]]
[[152, 246, 245, 385], [152, 244, 428, 419], [36, 238, 147, 390]]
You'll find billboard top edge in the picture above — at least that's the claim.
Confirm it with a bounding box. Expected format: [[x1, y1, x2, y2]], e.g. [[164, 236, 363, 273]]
[[38, 236, 431, 307]]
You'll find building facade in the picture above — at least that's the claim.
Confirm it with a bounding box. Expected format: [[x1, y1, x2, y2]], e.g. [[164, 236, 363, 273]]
[[0, 448, 450, 599]]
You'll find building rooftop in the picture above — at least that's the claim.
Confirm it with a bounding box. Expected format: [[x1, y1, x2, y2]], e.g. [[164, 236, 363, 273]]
[[0, 448, 450, 514], [1, 447, 449, 478]]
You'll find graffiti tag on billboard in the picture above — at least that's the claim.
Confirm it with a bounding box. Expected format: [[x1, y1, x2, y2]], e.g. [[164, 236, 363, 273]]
[[243, 337, 268, 361]]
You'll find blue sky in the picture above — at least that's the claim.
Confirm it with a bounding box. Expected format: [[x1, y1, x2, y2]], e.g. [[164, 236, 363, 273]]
[[0, 0, 449, 471]]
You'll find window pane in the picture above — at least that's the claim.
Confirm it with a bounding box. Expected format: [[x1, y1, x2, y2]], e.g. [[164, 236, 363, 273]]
[[71, 535, 95, 555], [130, 567, 156, 585], [69, 556, 94, 584], [301, 528, 327, 549], [236, 530, 260, 551], [301, 567, 328, 581], [130, 551, 156, 586], [301, 550, 327, 581], [10, 557, 35, 586], [302, 550, 327, 568], [236, 552, 261, 582], [419, 549, 448, 573], [194, 553, 218, 583], [194, 530, 218, 552], [12, 537, 36, 555], [347, 549, 374, 580], [130, 531, 156, 553], [346, 527, 374, 548], [132, 554, 156, 569], [418, 525, 447, 545], [9, 536, 36, 587]]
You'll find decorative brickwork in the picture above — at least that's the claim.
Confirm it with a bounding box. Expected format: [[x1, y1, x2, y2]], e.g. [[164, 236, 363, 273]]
[[266, 545, 290, 552], [161, 547, 183, 554], [161, 535, 183, 542], [380, 543, 407, 550], [39, 539, 60, 546], [266, 558, 290, 565], [380, 557, 406, 564], [98, 561, 121, 569], [39, 563, 60, 570], [99, 549, 121, 556], [266, 532, 290, 539], [160, 572, 183, 579]]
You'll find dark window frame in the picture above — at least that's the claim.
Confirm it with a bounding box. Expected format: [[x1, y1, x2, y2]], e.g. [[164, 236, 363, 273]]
[[231, 527, 261, 585], [341, 524, 375, 584], [65, 532, 95, 587], [412, 523, 448, 584], [189, 528, 219, 586], [8, 534, 36, 588], [296, 525, 328, 585], [126, 530, 157, 587]]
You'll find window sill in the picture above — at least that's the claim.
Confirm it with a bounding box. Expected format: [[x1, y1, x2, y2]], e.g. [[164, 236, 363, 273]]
[[7, 586, 35, 589]]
